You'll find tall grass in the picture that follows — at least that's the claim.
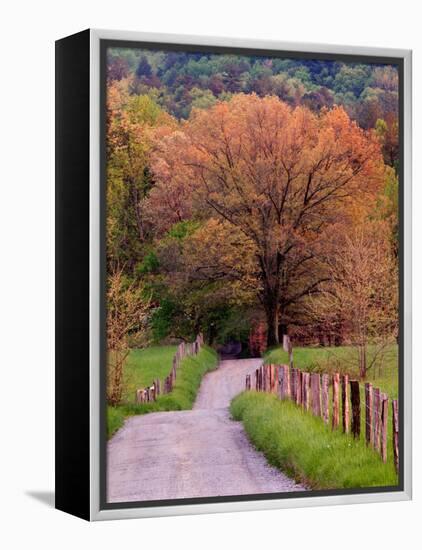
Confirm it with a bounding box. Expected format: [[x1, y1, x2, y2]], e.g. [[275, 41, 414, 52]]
[[107, 346, 218, 438], [231, 391, 398, 490], [264, 344, 399, 471]]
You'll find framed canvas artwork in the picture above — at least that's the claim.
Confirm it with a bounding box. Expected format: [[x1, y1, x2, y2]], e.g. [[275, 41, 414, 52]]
[[55, 29, 412, 521]]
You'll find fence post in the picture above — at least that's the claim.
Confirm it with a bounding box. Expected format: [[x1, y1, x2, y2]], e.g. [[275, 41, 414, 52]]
[[341, 374, 350, 434], [259, 366, 263, 391], [321, 374, 329, 423], [373, 387, 381, 451], [291, 369, 297, 403], [332, 373, 340, 429], [255, 369, 259, 391], [302, 373, 310, 411], [279, 365, 290, 400], [266, 365, 271, 392], [273, 365, 279, 394], [310, 373, 321, 416], [392, 399, 399, 473], [380, 393, 388, 463], [245, 374, 251, 390], [365, 383, 373, 446], [296, 370, 302, 405], [278, 366, 284, 399], [350, 380, 361, 439], [270, 365, 276, 392], [284, 365, 291, 399], [289, 344, 293, 370]]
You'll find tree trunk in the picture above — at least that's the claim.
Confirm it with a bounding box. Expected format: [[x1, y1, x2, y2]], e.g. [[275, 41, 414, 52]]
[[278, 322, 288, 339], [265, 304, 279, 346]]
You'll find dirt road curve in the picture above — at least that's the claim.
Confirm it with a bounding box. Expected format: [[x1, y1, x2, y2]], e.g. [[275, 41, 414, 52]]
[[107, 358, 305, 502]]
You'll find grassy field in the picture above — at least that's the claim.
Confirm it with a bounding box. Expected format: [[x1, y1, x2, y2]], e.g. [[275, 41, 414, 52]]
[[231, 391, 398, 490], [107, 345, 218, 438], [121, 346, 177, 402], [264, 344, 398, 398]]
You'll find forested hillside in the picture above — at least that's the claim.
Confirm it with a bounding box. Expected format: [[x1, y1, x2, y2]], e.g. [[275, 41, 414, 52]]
[[108, 48, 398, 154], [106, 46, 399, 398]]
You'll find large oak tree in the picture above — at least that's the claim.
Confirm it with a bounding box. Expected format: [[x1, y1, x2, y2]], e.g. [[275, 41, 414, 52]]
[[150, 94, 385, 345]]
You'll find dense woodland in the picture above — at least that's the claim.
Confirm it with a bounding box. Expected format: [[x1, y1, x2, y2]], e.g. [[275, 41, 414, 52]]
[[106, 47, 399, 401]]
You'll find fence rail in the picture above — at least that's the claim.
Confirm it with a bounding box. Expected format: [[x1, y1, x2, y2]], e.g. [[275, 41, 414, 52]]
[[246, 361, 398, 472], [135, 334, 204, 404]]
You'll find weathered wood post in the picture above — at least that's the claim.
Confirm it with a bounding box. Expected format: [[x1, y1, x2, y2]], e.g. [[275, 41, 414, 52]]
[[373, 387, 381, 451], [258, 366, 263, 391], [266, 365, 271, 392], [296, 370, 302, 405], [279, 365, 290, 400], [392, 399, 399, 473], [270, 365, 276, 393], [284, 365, 291, 399], [278, 366, 285, 399], [350, 380, 361, 439], [380, 393, 388, 463], [341, 374, 350, 434], [255, 369, 259, 391], [332, 373, 340, 429], [365, 383, 373, 446], [306, 372, 312, 412], [245, 374, 251, 390], [321, 374, 329, 424], [284, 335, 293, 368], [291, 369, 297, 403], [272, 365, 279, 394], [310, 373, 321, 416], [302, 373, 310, 411]]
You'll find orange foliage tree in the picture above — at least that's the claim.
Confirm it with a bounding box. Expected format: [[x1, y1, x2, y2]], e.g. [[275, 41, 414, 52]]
[[150, 94, 385, 345], [308, 222, 398, 379]]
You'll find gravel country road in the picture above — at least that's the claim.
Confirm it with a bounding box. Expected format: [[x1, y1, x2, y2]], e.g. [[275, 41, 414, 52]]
[[107, 358, 305, 502]]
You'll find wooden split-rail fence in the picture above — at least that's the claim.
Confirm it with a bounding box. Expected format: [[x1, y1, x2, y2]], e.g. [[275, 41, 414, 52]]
[[135, 333, 204, 404], [245, 361, 399, 473]]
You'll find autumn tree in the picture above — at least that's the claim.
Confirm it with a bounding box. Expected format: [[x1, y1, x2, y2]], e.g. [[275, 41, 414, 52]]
[[148, 218, 258, 341], [106, 268, 151, 405], [308, 222, 398, 379], [150, 94, 385, 345], [106, 81, 175, 268], [376, 113, 399, 170]]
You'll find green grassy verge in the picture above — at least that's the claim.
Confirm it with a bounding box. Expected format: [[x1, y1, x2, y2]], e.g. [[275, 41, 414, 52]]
[[231, 391, 398, 490], [107, 346, 218, 438], [264, 344, 398, 469]]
